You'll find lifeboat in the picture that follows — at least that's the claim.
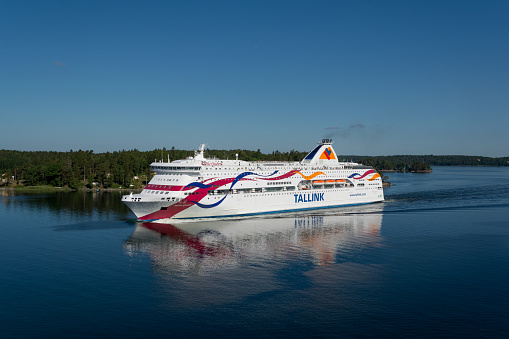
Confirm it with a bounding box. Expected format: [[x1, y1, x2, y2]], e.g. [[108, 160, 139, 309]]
[[325, 180, 335, 183], [313, 180, 324, 184], [336, 179, 346, 183]]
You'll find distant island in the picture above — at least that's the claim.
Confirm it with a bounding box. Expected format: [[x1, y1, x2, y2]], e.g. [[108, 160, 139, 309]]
[[1, 148, 506, 189]]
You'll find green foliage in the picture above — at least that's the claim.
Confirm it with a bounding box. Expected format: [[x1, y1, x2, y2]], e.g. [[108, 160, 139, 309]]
[[46, 163, 63, 186], [69, 178, 83, 190], [408, 161, 432, 172]]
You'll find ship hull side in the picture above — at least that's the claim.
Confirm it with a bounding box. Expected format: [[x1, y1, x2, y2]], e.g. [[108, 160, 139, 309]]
[[126, 187, 384, 220]]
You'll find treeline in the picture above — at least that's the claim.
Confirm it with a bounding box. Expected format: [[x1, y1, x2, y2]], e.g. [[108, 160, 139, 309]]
[[350, 154, 509, 171], [1, 148, 507, 188], [0, 148, 183, 189]]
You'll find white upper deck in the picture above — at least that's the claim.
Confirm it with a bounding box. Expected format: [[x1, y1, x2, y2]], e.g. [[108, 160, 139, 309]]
[[149, 139, 367, 173]]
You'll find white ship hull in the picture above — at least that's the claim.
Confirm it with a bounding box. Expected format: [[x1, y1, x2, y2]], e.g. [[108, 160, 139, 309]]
[[124, 187, 383, 220]]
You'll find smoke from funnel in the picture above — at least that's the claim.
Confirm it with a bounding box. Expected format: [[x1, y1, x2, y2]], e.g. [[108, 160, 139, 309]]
[[324, 124, 366, 139]]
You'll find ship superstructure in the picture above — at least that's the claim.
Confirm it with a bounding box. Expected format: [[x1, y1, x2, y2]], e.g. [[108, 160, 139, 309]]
[[122, 140, 384, 220]]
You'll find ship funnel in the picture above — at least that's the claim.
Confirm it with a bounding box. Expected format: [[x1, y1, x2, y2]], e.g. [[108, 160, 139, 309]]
[[301, 140, 339, 165]]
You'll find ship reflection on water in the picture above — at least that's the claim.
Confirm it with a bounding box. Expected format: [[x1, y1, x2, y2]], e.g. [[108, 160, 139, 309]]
[[123, 207, 384, 276]]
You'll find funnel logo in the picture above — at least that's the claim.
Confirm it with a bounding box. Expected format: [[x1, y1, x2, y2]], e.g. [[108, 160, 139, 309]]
[[319, 147, 336, 160]]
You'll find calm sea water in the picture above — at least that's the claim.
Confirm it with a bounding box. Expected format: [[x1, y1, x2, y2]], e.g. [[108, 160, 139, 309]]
[[1, 167, 508, 338]]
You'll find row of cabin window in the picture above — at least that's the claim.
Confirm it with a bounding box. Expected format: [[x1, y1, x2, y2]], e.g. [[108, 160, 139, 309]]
[[153, 166, 200, 171]]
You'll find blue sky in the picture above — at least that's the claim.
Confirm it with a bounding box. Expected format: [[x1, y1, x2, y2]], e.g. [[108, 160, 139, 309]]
[[1, 0, 508, 156]]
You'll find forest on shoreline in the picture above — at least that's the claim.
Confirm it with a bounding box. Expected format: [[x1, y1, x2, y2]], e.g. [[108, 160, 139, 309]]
[[1, 148, 507, 189]]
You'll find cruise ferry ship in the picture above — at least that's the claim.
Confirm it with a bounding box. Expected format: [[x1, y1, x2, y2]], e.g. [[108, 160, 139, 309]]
[[122, 139, 384, 220]]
